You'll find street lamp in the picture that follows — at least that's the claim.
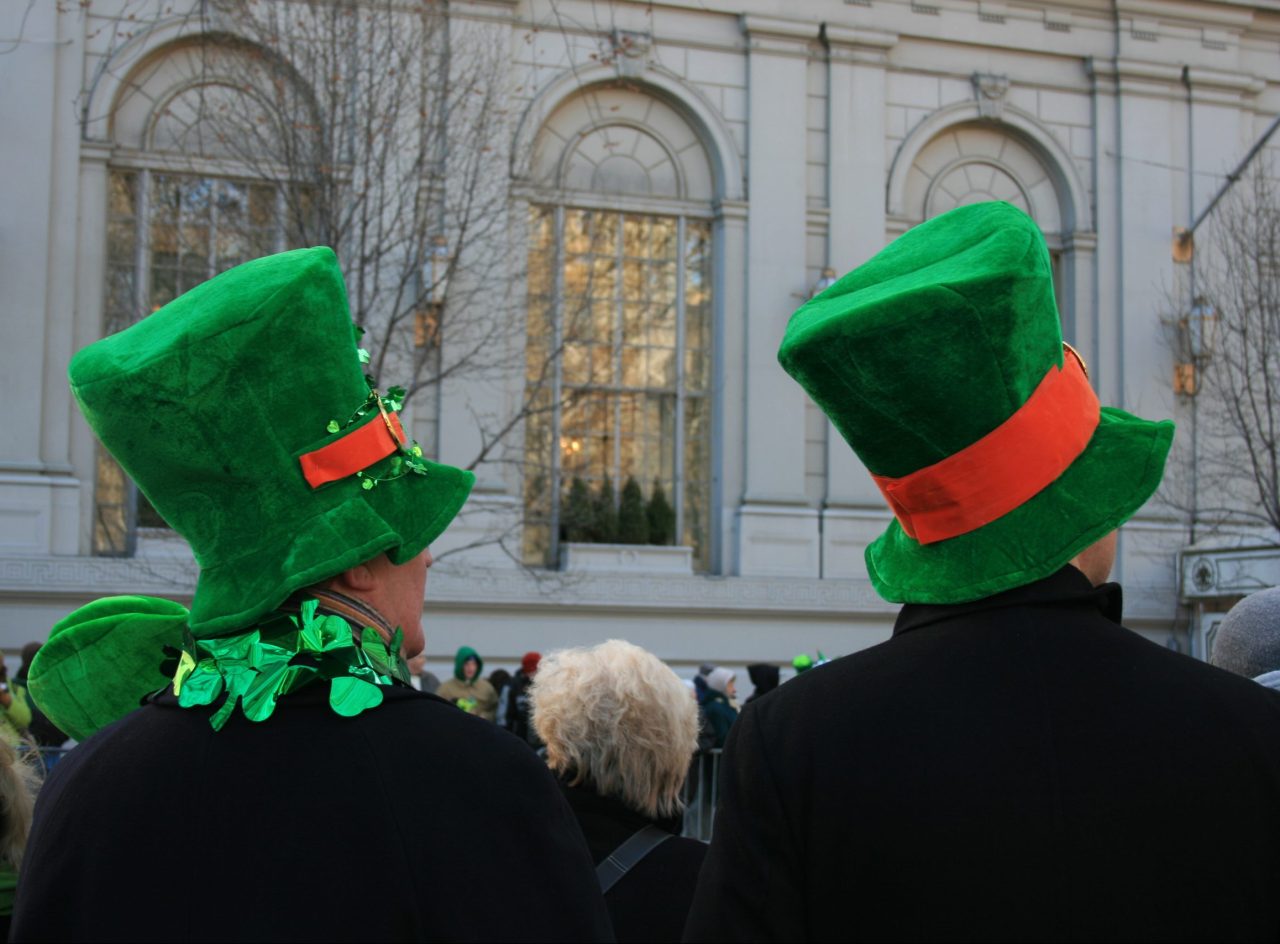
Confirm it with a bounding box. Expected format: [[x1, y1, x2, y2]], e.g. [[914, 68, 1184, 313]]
[[1173, 296, 1220, 396], [809, 267, 838, 300], [416, 234, 450, 349]]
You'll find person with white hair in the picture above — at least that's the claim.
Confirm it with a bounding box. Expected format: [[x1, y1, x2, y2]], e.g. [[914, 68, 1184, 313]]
[[532, 640, 706, 943], [1210, 586, 1280, 691], [701, 666, 738, 748]]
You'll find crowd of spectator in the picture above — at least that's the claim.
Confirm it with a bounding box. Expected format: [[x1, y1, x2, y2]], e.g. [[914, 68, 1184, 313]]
[[423, 644, 823, 757]]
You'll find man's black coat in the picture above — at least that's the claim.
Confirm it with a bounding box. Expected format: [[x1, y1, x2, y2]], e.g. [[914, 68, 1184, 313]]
[[12, 683, 614, 942], [685, 567, 1280, 942]]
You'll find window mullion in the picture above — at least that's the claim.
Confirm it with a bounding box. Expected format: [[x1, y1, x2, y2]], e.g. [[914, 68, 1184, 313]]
[[275, 185, 287, 253], [613, 213, 624, 499], [208, 180, 219, 278], [135, 168, 151, 322], [674, 215, 687, 547], [549, 205, 566, 565]]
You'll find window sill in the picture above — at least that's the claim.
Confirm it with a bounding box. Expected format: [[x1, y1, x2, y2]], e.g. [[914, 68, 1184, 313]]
[[560, 542, 693, 576]]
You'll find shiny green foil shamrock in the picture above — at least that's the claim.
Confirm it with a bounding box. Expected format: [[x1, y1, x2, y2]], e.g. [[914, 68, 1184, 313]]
[[170, 599, 410, 731]]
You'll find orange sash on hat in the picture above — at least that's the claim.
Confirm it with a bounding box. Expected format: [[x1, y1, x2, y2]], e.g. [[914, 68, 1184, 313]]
[[299, 411, 406, 489], [871, 353, 1098, 545]]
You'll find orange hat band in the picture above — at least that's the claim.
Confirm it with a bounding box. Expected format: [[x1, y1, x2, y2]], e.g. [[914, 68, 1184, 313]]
[[299, 411, 406, 489], [870, 352, 1099, 545]]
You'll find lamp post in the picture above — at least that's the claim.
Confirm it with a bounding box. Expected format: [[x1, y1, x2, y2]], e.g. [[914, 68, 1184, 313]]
[[416, 234, 450, 349], [1174, 296, 1220, 549], [1173, 296, 1220, 396], [809, 267, 838, 300]]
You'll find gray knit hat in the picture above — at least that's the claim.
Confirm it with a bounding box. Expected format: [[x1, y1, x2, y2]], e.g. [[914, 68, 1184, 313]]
[[1209, 587, 1280, 685]]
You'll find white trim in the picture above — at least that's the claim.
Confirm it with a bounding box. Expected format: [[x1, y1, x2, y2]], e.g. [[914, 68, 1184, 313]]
[[510, 63, 745, 202], [885, 100, 1093, 232], [82, 16, 210, 137]]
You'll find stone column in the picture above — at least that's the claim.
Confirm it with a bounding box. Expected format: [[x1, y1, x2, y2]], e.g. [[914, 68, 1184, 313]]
[[432, 0, 522, 565], [713, 201, 748, 576], [735, 15, 822, 578], [820, 26, 897, 579], [0, 3, 83, 557]]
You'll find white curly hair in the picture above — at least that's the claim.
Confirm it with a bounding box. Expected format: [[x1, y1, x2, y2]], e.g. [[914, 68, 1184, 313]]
[[531, 639, 698, 819]]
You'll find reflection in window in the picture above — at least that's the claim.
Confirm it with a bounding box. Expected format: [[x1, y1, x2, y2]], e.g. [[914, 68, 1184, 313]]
[[524, 206, 712, 569], [94, 169, 299, 554]]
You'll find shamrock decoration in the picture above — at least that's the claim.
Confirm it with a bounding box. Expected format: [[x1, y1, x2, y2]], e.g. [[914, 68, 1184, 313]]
[[322, 380, 431, 490], [170, 599, 409, 731]]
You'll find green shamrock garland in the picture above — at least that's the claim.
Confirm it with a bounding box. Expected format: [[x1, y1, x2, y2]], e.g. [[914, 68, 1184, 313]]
[[171, 598, 411, 731]]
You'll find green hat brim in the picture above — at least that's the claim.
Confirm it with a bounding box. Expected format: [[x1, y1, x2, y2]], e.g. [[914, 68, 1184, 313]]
[[30, 596, 189, 742], [866, 407, 1174, 604], [189, 460, 473, 636]]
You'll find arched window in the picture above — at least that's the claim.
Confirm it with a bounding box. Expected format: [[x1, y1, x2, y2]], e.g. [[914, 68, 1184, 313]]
[[903, 122, 1070, 311], [522, 86, 715, 570], [94, 41, 310, 554]]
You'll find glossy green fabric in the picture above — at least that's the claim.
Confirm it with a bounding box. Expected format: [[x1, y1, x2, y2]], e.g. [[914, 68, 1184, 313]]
[[30, 596, 188, 742], [779, 202, 1174, 603], [69, 247, 474, 636]]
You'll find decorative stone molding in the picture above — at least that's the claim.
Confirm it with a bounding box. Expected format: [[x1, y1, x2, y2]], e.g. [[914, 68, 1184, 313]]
[[885, 99, 1092, 232], [971, 72, 1009, 120], [1180, 546, 1280, 601], [978, 2, 1008, 25], [821, 24, 897, 66], [608, 29, 651, 79], [509, 62, 745, 202], [1089, 57, 1263, 104], [740, 15, 820, 58]]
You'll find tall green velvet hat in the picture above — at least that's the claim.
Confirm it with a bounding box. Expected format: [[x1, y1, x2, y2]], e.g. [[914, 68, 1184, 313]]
[[779, 202, 1174, 604], [70, 246, 474, 635]]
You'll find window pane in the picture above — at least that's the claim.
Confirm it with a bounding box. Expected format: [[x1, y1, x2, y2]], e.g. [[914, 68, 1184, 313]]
[[97, 168, 300, 555], [683, 396, 711, 569], [92, 448, 130, 556], [525, 204, 713, 569]]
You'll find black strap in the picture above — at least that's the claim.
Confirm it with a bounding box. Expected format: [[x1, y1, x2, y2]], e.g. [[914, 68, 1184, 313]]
[[596, 825, 672, 893]]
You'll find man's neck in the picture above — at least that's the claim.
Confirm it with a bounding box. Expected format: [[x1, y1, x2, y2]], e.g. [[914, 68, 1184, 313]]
[[307, 588, 396, 644]]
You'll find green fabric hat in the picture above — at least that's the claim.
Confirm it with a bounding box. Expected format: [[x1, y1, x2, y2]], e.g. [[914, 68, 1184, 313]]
[[30, 596, 189, 742], [69, 246, 474, 635], [779, 202, 1174, 604]]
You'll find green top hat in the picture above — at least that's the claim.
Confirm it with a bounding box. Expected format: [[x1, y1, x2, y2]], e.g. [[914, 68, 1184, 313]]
[[779, 202, 1174, 604], [70, 246, 473, 635], [31, 248, 473, 739]]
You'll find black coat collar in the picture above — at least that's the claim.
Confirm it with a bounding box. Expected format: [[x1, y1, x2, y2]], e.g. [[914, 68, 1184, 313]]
[[893, 565, 1124, 638]]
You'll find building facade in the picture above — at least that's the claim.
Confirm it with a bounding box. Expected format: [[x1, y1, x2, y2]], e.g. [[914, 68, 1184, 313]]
[[4, 0, 1279, 683]]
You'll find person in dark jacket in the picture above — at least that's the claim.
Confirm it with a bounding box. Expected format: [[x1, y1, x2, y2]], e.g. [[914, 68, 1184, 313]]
[[533, 640, 706, 943], [743, 664, 778, 705], [504, 650, 542, 746], [699, 667, 737, 748], [11, 249, 612, 943], [685, 202, 1280, 942]]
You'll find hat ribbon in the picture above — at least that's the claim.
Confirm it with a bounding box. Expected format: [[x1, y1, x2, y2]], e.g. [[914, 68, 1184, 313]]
[[299, 409, 406, 489], [871, 349, 1099, 545]]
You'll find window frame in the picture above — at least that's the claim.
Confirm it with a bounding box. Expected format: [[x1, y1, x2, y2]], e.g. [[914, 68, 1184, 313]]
[[94, 160, 294, 554], [528, 200, 715, 569]]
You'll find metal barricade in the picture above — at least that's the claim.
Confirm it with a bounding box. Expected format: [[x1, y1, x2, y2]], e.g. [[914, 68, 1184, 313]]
[[22, 746, 72, 780], [681, 748, 721, 841]]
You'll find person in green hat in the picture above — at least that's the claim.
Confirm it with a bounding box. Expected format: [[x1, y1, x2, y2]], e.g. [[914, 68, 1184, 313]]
[[12, 248, 611, 942], [684, 202, 1280, 942], [436, 645, 499, 721]]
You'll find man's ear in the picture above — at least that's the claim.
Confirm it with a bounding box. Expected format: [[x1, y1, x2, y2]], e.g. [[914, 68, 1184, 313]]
[[329, 560, 378, 594]]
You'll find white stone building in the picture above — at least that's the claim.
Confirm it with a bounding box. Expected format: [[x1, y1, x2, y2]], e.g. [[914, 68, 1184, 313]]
[[4, 0, 1278, 685]]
